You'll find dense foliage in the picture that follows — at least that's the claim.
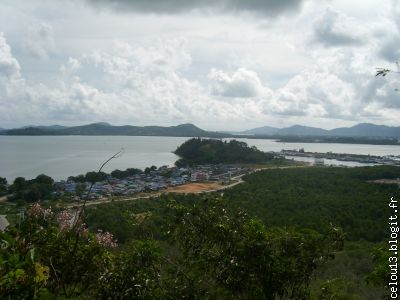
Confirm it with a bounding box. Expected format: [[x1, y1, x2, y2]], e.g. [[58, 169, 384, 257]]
[[2, 165, 396, 299], [174, 138, 274, 166], [68, 171, 108, 183], [110, 167, 142, 179], [0, 177, 7, 196], [9, 175, 54, 203], [84, 166, 397, 299], [166, 199, 343, 300], [223, 166, 398, 242], [1, 198, 343, 299]]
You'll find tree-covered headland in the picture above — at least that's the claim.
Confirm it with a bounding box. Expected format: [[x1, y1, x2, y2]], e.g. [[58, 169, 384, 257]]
[[174, 138, 274, 166]]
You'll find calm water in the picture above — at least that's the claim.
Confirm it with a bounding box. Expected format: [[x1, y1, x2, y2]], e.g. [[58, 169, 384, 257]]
[[0, 136, 187, 181], [1, 136, 400, 181]]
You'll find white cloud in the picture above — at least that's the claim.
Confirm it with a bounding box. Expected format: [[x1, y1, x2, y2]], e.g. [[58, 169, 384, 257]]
[[84, 0, 305, 17], [23, 22, 55, 59], [0, 33, 27, 123], [208, 68, 271, 98], [0, 0, 400, 130], [313, 8, 365, 47], [0, 33, 22, 80]]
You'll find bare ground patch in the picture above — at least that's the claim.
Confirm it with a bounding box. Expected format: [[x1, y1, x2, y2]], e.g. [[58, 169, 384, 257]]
[[165, 182, 222, 193]]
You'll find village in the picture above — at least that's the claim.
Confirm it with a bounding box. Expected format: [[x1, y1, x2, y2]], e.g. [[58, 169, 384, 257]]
[[279, 149, 400, 166], [54, 165, 251, 201]]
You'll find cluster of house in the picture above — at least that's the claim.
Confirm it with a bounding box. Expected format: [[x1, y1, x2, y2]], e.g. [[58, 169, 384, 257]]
[[54, 165, 250, 200], [280, 149, 400, 166]]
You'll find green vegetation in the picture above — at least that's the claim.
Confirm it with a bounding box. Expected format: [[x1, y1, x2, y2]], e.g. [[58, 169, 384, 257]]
[[68, 171, 108, 183], [8, 175, 54, 204], [174, 138, 274, 166], [223, 166, 397, 242], [83, 165, 397, 299], [2, 165, 396, 298], [110, 167, 142, 179], [0, 199, 341, 299], [0, 177, 7, 196], [69, 167, 143, 183]]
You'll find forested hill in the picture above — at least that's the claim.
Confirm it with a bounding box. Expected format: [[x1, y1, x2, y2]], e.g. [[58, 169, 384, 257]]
[[174, 138, 274, 165], [2, 123, 229, 138]]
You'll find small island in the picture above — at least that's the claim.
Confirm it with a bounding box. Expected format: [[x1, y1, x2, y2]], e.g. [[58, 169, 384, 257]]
[[174, 138, 274, 166]]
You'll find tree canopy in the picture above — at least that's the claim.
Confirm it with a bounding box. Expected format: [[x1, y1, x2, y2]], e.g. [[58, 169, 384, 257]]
[[174, 138, 274, 166]]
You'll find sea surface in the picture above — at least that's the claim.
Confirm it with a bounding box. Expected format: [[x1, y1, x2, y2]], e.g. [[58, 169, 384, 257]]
[[1, 136, 400, 181]]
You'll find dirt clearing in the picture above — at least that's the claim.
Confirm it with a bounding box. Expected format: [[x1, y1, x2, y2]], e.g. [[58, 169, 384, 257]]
[[165, 182, 222, 193]]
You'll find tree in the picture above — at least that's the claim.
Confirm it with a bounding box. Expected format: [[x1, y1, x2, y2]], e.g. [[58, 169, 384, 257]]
[[68, 174, 85, 183], [166, 197, 344, 299], [0, 177, 7, 185], [111, 168, 142, 179], [76, 183, 86, 198], [174, 138, 274, 165], [367, 244, 392, 300], [35, 174, 54, 186], [85, 171, 107, 183], [0, 177, 7, 196], [12, 177, 26, 192], [0, 204, 115, 298], [93, 240, 162, 299]]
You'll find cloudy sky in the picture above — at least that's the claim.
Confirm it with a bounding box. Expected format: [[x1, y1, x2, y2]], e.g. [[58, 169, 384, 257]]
[[0, 0, 399, 130]]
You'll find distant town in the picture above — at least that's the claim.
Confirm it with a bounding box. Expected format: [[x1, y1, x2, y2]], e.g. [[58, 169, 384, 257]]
[[55, 164, 251, 201], [280, 149, 400, 166]]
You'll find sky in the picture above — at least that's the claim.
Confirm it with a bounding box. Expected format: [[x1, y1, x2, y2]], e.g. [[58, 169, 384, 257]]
[[0, 0, 399, 131]]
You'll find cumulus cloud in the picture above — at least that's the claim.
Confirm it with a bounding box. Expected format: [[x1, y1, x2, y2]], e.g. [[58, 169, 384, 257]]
[[208, 68, 270, 98], [313, 9, 364, 47], [22, 22, 55, 59], [0, 33, 32, 123], [376, 2, 400, 62], [0, 33, 22, 80], [2, 30, 399, 129], [378, 38, 400, 62], [60, 57, 81, 76], [1, 0, 400, 130], [0, 35, 264, 129], [84, 0, 304, 17]]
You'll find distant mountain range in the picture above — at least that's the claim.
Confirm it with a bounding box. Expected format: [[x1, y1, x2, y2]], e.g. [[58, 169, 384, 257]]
[[1, 123, 227, 138], [1, 122, 400, 139], [242, 123, 400, 138]]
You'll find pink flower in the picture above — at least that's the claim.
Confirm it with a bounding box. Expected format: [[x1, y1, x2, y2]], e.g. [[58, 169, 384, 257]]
[[56, 210, 75, 231], [27, 203, 42, 219], [95, 230, 117, 248], [27, 204, 54, 221], [42, 207, 53, 220]]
